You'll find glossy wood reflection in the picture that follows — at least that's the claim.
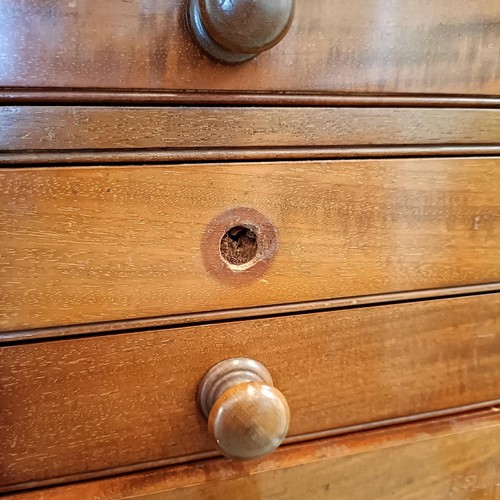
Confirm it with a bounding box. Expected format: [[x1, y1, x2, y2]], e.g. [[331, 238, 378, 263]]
[[1, 294, 500, 490], [0, 0, 498, 94], [2, 158, 500, 332]]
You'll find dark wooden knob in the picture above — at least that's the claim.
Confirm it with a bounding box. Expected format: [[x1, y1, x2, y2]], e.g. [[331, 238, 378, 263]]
[[198, 357, 290, 460], [187, 0, 295, 63]]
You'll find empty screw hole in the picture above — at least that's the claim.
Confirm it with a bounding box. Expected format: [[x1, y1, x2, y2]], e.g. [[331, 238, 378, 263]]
[[220, 226, 258, 267]]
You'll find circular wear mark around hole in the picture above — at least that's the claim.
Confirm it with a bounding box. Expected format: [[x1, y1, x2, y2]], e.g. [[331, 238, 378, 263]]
[[201, 207, 279, 286], [220, 225, 258, 268]]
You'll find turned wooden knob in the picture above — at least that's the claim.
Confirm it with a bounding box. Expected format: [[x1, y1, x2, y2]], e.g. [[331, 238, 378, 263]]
[[198, 357, 290, 460], [186, 0, 295, 63]]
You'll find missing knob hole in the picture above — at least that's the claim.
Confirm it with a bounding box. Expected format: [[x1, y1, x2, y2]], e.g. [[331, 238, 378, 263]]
[[202, 207, 278, 285], [220, 226, 258, 267]]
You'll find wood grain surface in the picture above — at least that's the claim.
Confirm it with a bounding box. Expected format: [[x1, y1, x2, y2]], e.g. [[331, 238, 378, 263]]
[[1, 294, 500, 490], [6, 409, 500, 500], [1, 158, 500, 332], [0, 0, 499, 94], [1, 107, 500, 153]]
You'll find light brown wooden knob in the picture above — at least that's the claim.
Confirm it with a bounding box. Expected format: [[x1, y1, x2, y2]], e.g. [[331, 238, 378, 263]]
[[186, 0, 295, 63], [198, 358, 290, 460]]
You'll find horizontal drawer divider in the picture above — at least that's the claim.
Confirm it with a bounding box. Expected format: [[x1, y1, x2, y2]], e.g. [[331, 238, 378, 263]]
[[2, 283, 499, 344], [2, 145, 500, 166], [2, 90, 500, 108]]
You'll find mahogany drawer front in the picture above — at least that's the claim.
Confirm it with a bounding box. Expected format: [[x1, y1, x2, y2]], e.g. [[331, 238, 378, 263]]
[[2, 106, 500, 156], [6, 410, 500, 500], [1, 294, 500, 491], [2, 157, 500, 333], [0, 1, 499, 95]]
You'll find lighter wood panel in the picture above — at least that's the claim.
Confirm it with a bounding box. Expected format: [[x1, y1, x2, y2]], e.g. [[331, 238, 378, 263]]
[[0, 1, 499, 94], [1, 158, 500, 332], [1, 107, 500, 152], [1, 295, 500, 490], [7, 410, 500, 500]]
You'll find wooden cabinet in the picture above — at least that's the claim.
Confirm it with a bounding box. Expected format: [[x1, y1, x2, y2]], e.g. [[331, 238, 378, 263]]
[[1, 0, 499, 497]]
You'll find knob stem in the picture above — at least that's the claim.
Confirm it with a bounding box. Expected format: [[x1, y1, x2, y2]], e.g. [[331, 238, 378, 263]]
[[198, 357, 273, 417]]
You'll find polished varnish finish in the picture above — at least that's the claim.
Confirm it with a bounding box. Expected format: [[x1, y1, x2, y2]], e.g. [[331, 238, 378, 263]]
[[1, 106, 500, 154], [198, 358, 290, 460], [2, 158, 500, 332], [1, 294, 500, 491], [0, 0, 499, 94], [5, 409, 500, 499]]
